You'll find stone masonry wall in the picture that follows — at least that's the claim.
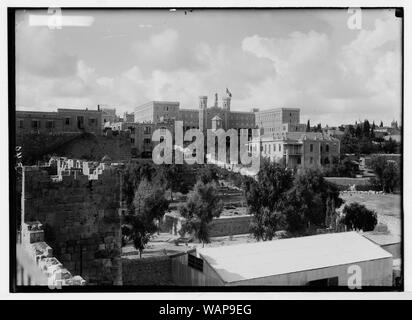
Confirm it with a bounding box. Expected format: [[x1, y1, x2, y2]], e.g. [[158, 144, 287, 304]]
[[209, 215, 253, 237], [122, 256, 173, 286], [22, 165, 123, 285]]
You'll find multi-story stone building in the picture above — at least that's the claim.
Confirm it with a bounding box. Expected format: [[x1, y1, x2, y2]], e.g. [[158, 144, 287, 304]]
[[16, 111, 63, 135], [134, 94, 256, 132], [107, 120, 174, 158], [101, 106, 117, 127], [249, 131, 340, 169], [16, 107, 103, 136], [254, 107, 306, 134]]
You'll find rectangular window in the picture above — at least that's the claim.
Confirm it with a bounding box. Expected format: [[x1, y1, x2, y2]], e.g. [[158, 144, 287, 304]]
[[144, 126, 151, 134], [65, 117, 70, 125], [188, 254, 203, 272], [31, 120, 40, 129], [279, 144, 281, 152], [45, 120, 54, 129], [310, 157, 313, 164], [310, 144, 314, 152], [18, 120, 24, 128]]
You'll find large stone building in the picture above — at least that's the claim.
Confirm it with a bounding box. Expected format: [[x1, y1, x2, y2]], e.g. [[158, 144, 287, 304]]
[[16, 107, 103, 136], [248, 107, 340, 169], [255, 107, 306, 134], [134, 94, 256, 132]]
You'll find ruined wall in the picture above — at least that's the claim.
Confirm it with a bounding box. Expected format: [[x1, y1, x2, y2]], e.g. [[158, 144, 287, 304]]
[[122, 256, 174, 286], [22, 165, 123, 285]]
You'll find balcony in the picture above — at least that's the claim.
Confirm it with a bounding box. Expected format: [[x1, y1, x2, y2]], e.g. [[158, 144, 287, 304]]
[[284, 146, 302, 156]]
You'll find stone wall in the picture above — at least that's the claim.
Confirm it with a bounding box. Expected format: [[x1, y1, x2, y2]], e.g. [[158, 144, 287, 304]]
[[122, 256, 173, 285], [209, 215, 253, 237], [21, 164, 123, 285], [161, 213, 253, 238], [18, 221, 85, 286]]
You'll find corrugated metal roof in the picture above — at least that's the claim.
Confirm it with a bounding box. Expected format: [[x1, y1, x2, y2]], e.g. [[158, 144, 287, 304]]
[[197, 231, 392, 283]]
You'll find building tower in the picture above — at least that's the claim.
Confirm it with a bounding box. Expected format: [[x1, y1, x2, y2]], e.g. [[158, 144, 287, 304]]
[[222, 96, 231, 111], [222, 96, 231, 131], [199, 96, 208, 135]]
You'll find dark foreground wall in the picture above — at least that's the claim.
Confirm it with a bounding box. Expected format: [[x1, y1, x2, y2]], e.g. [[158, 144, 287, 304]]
[[22, 166, 123, 285], [122, 256, 174, 285]]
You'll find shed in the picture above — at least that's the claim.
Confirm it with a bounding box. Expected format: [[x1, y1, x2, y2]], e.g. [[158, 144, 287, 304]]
[[171, 232, 393, 287]]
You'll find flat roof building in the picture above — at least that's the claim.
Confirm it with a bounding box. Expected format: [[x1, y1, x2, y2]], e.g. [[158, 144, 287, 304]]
[[172, 232, 393, 286]]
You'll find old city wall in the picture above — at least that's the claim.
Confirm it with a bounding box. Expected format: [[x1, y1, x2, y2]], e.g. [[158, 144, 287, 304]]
[[22, 166, 123, 285]]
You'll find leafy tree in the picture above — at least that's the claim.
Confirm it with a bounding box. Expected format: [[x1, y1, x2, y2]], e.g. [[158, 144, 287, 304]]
[[197, 164, 220, 185], [122, 179, 169, 257], [382, 161, 400, 193], [340, 202, 377, 231], [383, 138, 398, 154], [122, 161, 156, 209], [156, 164, 191, 201], [380, 121, 384, 127], [244, 160, 294, 240], [370, 156, 400, 192], [283, 169, 344, 234], [180, 181, 223, 246], [324, 157, 358, 178]]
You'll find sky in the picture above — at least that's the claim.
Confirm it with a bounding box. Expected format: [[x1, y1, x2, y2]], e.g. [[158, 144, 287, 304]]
[[15, 8, 402, 126]]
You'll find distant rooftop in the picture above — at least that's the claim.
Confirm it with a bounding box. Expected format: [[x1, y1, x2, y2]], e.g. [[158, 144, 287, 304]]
[[197, 232, 392, 283]]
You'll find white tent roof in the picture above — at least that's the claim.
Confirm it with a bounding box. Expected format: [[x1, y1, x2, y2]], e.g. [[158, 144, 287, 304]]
[[197, 231, 392, 283]]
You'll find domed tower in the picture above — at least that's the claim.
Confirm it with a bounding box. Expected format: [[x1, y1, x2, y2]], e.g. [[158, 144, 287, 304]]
[[199, 96, 208, 135]]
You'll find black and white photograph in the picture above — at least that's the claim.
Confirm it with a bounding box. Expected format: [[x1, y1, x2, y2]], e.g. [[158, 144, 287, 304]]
[[8, 4, 404, 294]]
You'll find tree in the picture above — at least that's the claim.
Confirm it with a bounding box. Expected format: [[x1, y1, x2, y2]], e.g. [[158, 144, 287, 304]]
[[197, 164, 220, 185], [283, 169, 343, 234], [244, 160, 294, 240], [122, 161, 156, 210], [340, 202, 377, 231], [382, 161, 400, 193], [122, 179, 169, 257], [180, 181, 223, 246], [156, 164, 191, 201], [306, 120, 311, 132], [363, 120, 371, 137], [380, 121, 384, 127], [370, 156, 400, 193]]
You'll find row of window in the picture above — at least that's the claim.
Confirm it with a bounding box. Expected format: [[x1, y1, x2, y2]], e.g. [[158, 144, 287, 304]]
[[263, 143, 282, 154], [18, 120, 55, 129], [309, 144, 330, 153]]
